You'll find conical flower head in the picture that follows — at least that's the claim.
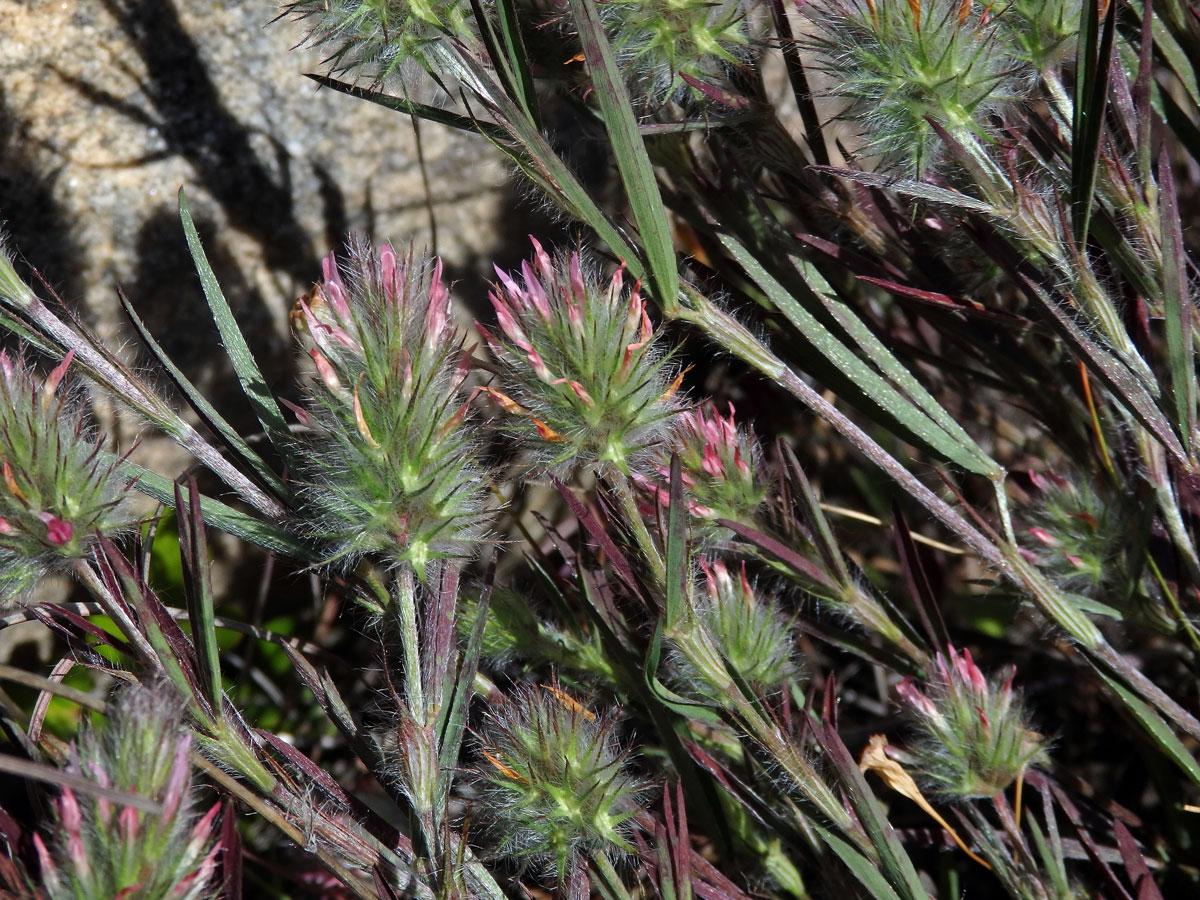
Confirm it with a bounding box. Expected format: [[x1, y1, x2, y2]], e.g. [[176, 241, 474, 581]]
[[672, 558, 799, 699], [0, 350, 134, 603], [700, 558, 798, 691], [802, 0, 1030, 174], [33, 684, 222, 900], [897, 646, 1046, 797], [641, 401, 767, 537], [484, 240, 683, 475], [1020, 471, 1126, 600], [475, 685, 645, 882], [291, 241, 489, 576]]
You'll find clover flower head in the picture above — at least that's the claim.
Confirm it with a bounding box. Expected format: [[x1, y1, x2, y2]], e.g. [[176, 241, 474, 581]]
[[897, 645, 1046, 797], [284, 0, 471, 81], [803, 0, 1031, 174], [33, 684, 222, 900], [483, 240, 684, 476], [600, 0, 762, 106], [684, 557, 798, 694], [474, 685, 645, 882], [0, 349, 135, 603], [291, 240, 489, 577], [1019, 470, 1126, 600], [640, 401, 766, 539]]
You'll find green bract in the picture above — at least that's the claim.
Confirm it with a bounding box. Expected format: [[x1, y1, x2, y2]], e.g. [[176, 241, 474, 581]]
[[601, 0, 759, 105], [285, 0, 471, 79], [803, 0, 1029, 174]]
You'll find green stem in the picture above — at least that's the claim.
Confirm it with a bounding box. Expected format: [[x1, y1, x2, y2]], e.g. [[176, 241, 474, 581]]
[[393, 568, 426, 719], [608, 468, 667, 586], [591, 851, 635, 900]]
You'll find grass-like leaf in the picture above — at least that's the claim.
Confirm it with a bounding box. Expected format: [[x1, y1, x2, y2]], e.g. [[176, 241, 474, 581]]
[[569, 0, 679, 312], [178, 190, 293, 455], [1156, 143, 1196, 454]]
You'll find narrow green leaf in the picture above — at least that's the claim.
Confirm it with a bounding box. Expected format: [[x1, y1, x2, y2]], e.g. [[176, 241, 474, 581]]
[[819, 721, 928, 900], [113, 455, 315, 560], [485, 0, 541, 128], [664, 455, 688, 628], [1071, 0, 1116, 246], [787, 251, 1001, 478], [811, 166, 995, 213], [1018, 276, 1189, 466], [436, 573, 491, 807], [808, 823, 905, 900], [1157, 144, 1196, 454], [178, 190, 292, 450], [306, 73, 504, 139], [1097, 671, 1200, 788], [1147, 5, 1200, 108], [175, 477, 223, 712], [719, 232, 998, 477], [569, 0, 679, 311], [460, 62, 644, 276], [118, 287, 290, 500]]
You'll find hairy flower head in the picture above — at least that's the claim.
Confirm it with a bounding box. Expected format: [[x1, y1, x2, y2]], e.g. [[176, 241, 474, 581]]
[[640, 401, 767, 538], [601, 0, 761, 105], [291, 241, 489, 576], [803, 0, 1031, 174], [284, 0, 471, 81], [482, 240, 684, 475], [474, 685, 645, 881], [672, 558, 799, 699], [0, 350, 135, 602], [897, 646, 1046, 797], [33, 684, 222, 900]]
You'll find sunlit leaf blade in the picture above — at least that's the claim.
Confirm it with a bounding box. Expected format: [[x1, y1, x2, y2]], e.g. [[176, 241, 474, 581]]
[[178, 191, 292, 455], [719, 231, 998, 477], [117, 286, 290, 501], [176, 475, 223, 712], [664, 455, 687, 628], [112, 455, 315, 560], [306, 73, 503, 138], [569, 0, 679, 311]]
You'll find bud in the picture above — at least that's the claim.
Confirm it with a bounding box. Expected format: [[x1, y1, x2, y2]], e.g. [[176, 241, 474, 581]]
[[642, 401, 766, 536], [801, 0, 1030, 174], [1020, 472, 1127, 605], [0, 350, 135, 603], [35, 684, 223, 900], [483, 241, 683, 476], [674, 558, 800, 699], [897, 646, 1046, 798], [291, 242, 490, 577], [0, 239, 36, 310], [474, 685, 645, 882], [991, 0, 1082, 73]]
